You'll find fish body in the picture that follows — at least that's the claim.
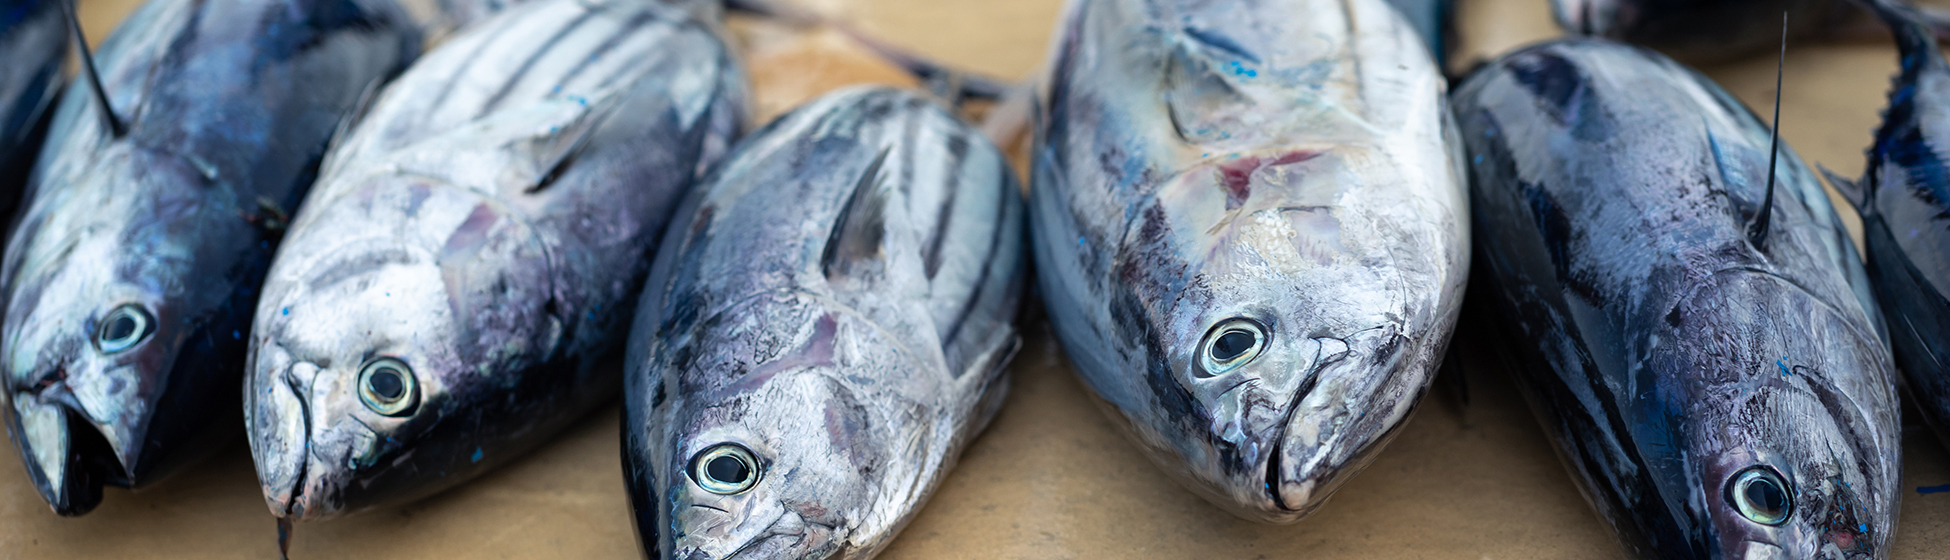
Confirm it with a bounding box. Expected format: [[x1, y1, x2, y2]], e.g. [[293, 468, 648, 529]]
[[244, 0, 744, 521], [1, 0, 419, 516], [1834, 0, 1950, 451], [1029, 0, 1469, 523], [1552, 0, 1843, 62], [0, 0, 65, 218], [1453, 39, 1899, 558], [623, 86, 1025, 560]]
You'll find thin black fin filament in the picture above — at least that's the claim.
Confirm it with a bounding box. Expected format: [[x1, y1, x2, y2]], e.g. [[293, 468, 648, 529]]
[[61, 0, 125, 138], [1749, 12, 1787, 250]]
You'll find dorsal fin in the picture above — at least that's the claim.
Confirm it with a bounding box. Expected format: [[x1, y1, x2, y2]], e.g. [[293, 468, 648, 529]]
[[822, 148, 893, 281], [61, 0, 125, 138], [1748, 13, 1787, 250]]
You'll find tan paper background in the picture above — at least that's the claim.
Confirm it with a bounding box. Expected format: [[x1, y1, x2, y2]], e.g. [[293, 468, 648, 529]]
[[3, 0, 1946, 558]]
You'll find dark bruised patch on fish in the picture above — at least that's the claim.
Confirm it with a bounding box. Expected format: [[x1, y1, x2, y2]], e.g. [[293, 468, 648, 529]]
[[1215, 151, 1319, 210], [822, 148, 892, 281]]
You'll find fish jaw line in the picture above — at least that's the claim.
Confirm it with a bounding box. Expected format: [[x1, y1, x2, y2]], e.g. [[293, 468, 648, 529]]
[[247, 346, 318, 521], [1267, 326, 1420, 519]]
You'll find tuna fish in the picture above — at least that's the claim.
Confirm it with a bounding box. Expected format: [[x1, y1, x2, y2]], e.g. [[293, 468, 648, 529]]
[[1826, 0, 1950, 451], [622, 86, 1025, 560], [0, 0, 66, 223], [244, 0, 744, 523], [1453, 39, 1900, 558], [1, 0, 418, 516], [1028, 0, 1469, 523]]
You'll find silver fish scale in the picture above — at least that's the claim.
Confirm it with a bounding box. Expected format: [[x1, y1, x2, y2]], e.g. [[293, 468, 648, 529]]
[[624, 86, 1025, 560], [245, 0, 744, 521], [1030, 0, 1468, 523]]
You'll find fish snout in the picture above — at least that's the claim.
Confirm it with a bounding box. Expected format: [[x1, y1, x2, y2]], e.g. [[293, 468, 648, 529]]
[[6, 387, 118, 515], [1262, 326, 1419, 520], [246, 344, 319, 519]]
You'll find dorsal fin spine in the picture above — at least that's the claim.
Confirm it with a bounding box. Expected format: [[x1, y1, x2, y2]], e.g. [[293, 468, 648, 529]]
[[1749, 12, 1786, 250], [62, 0, 126, 138]]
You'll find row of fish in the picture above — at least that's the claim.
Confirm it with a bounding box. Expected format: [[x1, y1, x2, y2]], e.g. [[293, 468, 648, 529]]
[[1, 0, 1948, 559]]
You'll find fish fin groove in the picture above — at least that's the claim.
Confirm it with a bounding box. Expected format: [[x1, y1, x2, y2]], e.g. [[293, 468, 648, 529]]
[[62, 0, 125, 138], [1748, 13, 1787, 251], [822, 148, 894, 281], [1819, 164, 1870, 212]]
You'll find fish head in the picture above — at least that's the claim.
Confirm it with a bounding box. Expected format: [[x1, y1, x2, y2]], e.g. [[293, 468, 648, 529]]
[[4, 150, 239, 515], [654, 293, 923, 560], [246, 180, 555, 521], [1109, 148, 1454, 523], [1645, 270, 1899, 558]]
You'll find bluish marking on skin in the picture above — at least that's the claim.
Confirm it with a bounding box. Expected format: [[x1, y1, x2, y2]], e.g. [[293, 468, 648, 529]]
[[233, 331, 242, 340], [1917, 484, 1950, 494], [1228, 61, 1258, 78], [1778, 358, 1791, 377], [282, 307, 289, 315], [471, 447, 483, 463]]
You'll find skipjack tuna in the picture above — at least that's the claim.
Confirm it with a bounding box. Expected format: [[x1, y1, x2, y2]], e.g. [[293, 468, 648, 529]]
[[0, 0, 65, 203], [624, 86, 1025, 560], [2, 0, 419, 516], [1454, 39, 1899, 558], [1028, 0, 1468, 523], [1827, 0, 1950, 450], [245, 0, 745, 523]]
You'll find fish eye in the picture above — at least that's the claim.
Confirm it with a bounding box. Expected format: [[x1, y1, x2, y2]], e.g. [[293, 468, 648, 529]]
[[95, 304, 155, 354], [357, 357, 418, 417], [1727, 466, 1793, 526], [690, 443, 760, 495], [1197, 318, 1267, 376]]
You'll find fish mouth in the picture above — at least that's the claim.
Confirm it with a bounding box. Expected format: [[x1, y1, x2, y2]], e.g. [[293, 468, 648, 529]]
[[1250, 327, 1417, 523], [246, 347, 321, 521], [7, 387, 128, 515]]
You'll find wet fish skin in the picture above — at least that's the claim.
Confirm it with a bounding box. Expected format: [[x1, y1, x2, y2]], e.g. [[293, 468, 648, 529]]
[[1834, 0, 1950, 451], [1030, 0, 1469, 524], [0, 0, 420, 516], [1454, 39, 1899, 559], [245, 0, 745, 522], [1552, 0, 1842, 63], [624, 86, 1025, 560], [0, 0, 65, 203]]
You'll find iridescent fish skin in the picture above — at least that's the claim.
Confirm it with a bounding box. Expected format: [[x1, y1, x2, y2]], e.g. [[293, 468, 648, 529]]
[[0, 0, 65, 206], [1029, 0, 1468, 524], [245, 0, 745, 522], [1, 0, 419, 516], [1454, 39, 1899, 559], [1833, 0, 1950, 452], [624, 87, 1025, 560]]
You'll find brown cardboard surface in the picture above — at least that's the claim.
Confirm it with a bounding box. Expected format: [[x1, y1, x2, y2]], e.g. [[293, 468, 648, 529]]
[[4, 0, 1948, 558]]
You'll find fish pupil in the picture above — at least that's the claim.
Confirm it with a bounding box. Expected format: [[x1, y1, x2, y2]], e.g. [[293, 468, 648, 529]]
[[368, 368, 406, 400], [1213, 330, 1255, 361], [103, 315, 137, 342], [1746, 478, 1786, 514], [708, 455, 749, 484]]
